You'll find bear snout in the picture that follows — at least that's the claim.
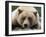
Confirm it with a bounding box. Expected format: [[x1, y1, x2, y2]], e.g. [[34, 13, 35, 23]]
[[24, 24, 28, 28]]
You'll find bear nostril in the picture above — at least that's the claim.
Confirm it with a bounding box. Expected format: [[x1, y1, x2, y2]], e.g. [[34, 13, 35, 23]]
[[24, 24, 27, 27]]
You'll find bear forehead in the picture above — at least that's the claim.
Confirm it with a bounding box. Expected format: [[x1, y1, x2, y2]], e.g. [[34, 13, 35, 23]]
[[19, 11, 35, 18], [18, 6, 37, 12]]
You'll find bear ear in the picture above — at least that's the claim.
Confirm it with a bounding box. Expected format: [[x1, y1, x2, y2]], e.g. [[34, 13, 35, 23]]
[[33, 12, 37, 16], [18, 9, 23, 15]]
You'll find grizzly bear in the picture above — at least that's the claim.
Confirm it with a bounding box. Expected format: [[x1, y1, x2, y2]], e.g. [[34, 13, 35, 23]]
[[12, 6, 41, 30]]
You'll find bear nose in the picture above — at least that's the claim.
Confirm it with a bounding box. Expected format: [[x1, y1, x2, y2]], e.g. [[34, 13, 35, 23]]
[[24, 24, 27, 27]]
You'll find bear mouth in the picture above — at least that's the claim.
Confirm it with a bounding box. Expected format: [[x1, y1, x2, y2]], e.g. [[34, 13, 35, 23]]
[[12, 21, 38, 30]]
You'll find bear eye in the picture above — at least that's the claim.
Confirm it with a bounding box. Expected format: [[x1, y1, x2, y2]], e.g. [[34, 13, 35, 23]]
[[28, 17, 31, 19], [22, 17, 25, 20], [21, 17, 25, 24], [28, 17, 32, 24], [28, 17, 32, 21]]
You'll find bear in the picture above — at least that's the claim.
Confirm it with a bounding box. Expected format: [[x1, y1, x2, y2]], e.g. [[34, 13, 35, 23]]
[[12, 6, 41, 30]]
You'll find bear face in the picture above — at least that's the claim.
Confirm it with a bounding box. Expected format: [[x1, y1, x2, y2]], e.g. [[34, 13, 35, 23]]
[[17, 9, 37, 28], [12, 6, 41, 30]]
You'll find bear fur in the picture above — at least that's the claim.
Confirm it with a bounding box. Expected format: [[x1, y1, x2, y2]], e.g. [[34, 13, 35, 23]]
[[12, 6, 41, 30]]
